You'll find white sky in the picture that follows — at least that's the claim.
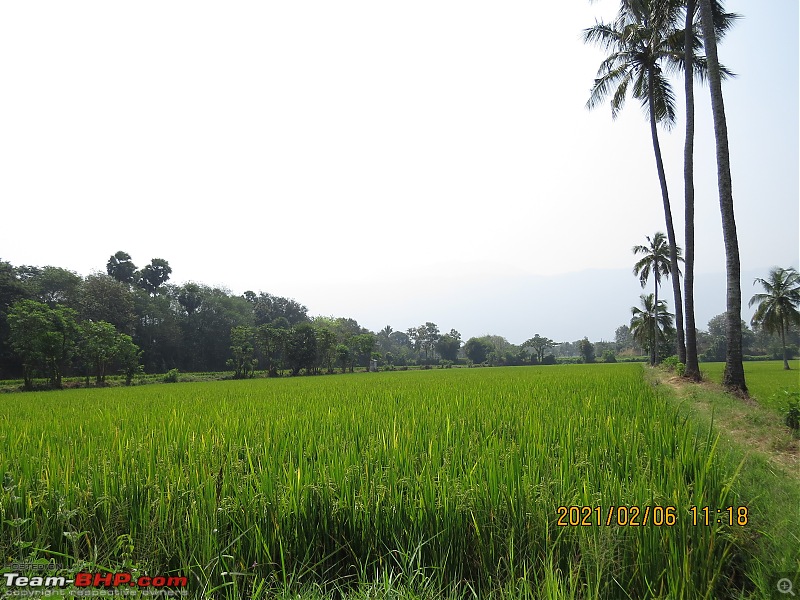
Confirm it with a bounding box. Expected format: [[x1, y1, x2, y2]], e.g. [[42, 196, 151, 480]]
[[1, 1, 797, 343]]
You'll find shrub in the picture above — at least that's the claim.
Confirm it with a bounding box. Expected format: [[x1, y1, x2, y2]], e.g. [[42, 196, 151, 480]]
[[772, 345, 798, 361], [783, 391, 800, 433], [541, 354, 557, 365], [556, 357, 582, 365], [601, 350, 617, 363], [660, 356, 685, 377], [163, 368, 180, 384]]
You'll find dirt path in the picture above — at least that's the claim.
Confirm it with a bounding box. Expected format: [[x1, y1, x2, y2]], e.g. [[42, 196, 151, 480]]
[[650, 368, 799, 477]]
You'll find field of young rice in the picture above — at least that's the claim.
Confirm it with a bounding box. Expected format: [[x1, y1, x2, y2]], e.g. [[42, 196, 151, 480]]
[[701, 360, 799, 411], [0, 365, 773, 598]]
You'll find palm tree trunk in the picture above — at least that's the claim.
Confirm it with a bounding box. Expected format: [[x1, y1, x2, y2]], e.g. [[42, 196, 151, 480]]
[[648, 73, 686, 365], [683, 0, 700, 380], [781, 320, 790, 370], [698, 0, 747, 394], [653, 282, 658, 365]]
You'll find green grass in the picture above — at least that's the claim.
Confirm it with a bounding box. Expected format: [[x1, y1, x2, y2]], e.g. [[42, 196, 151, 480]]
[[701, 360, 800, 411], [0, 365, 793, 599]]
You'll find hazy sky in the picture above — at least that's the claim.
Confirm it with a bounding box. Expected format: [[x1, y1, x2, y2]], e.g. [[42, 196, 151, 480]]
[[1, 1, 797, 343]]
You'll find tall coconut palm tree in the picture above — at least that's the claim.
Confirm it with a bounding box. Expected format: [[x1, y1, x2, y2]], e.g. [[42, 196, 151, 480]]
[[749, 267, 800, 370], [586, 0, 735, 375], [583, 5, 687, 365], [679, 0, 738, 380], [632, 232, 682, 364], [630, 293, 675, 365], [697, 0, 746, 393]]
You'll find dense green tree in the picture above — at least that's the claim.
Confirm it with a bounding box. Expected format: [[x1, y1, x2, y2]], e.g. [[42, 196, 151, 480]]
[[138, 258, 172, 296], [701, 313, 755, 362], [8, 300, 52, 389], [79, 274, 137, 334], [578, 338, 596, 364], [406, 326, 424, 359], [0, 260, 29, 378], [249, 292, 309, 326], [115, 333, 143, 385], [315, 326, 337, 374], [522, 334, 556, 364], [8, 300, 78, 389], [376, 325, 394, 354], [615, 325, 634, 353], [106, 251, 138, 285], [422, 322, 440, 361], [133, 289, 182, 373], [176, 286, 253, 372], [256, 324, 287, 376], [178, 282, 203, 316], [80, 320, 131, 384], [44, 305, 79, 388], [336, 344, 352, 374], [285, 322, 318, 376], [23, 266, 82, 308], [0, 261, 28, 309], [352, 333, 377, 370], [388, 330, 411, 350], [749, 267, 800, 370], [435, 330, 462, 362], [464, 337, 492, 365], [228, 325, 257, 378]]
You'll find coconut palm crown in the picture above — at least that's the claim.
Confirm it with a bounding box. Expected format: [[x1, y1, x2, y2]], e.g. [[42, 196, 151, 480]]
[[632, 232, 682, 364], [630, 293, 675, 366], [749, 267, 800, 370]]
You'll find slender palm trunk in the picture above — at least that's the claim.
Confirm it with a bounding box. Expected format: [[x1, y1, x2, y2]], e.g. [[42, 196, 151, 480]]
[[698, 0, 747, 393], [653, 282, 659, 365], [647, 74, 686, 364], [683, 0, 700, 380], [781, 320, 790, 370]]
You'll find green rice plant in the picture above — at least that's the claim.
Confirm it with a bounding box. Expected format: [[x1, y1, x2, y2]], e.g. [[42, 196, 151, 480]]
[[0, 365, 777, 599], [702, 360, 800, 411]]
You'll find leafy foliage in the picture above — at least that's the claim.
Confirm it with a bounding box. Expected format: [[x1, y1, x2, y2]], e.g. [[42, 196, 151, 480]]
[[749, 267, 800, 369], [630, 293, 675, 365]]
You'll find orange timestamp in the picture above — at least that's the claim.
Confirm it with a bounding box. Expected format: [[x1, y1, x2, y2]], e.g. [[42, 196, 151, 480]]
[[556, 505, 749, 527], [557, 505, 678, 526]]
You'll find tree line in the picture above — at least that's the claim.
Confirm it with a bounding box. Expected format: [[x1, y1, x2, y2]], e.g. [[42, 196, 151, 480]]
[[0, 253, 566, 388], [1, 250, 795, 390]]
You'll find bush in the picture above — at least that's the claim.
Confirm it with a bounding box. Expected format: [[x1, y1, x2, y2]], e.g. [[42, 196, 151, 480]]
[[617, 356, 649, 363], [783, 391, 800, 433], [163, 368, 180, 384], [541, 354, 557, 365], [660, 356, 685, 377], [556, 357, 582, 365], [772, 345, 798, 361], [601, 350, 617, 363]]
